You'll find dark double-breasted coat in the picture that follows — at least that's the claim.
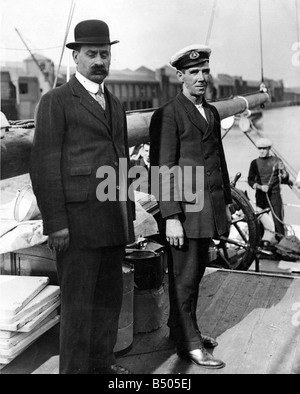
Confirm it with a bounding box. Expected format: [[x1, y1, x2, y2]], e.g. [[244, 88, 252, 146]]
[[30, 75, 135, 249], [149, 92, 232, 239]]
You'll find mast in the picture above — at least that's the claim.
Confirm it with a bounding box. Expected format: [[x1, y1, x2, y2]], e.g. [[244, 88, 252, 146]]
[[258, 0, 264, 83], [14, 28, 52, 89], [296, 0, 300, 44], [206, 0, 218, 46], [53, 0, 77, 88]]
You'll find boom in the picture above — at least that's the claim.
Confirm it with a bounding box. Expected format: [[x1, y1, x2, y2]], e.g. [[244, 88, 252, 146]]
[[1, 92, 269, 180]]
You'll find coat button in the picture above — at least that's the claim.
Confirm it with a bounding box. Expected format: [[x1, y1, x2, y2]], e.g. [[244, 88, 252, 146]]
[[114, 161, 119, 166], [116, 186, 120, 190], [207, 171, 211, 176]]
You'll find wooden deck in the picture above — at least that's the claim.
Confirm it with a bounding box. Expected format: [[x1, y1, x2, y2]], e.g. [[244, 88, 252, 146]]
[[1, 268, 300, 374]]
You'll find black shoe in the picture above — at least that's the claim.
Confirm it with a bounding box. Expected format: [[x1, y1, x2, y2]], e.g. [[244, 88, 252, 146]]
[[92, 364, 132, 374], [169, 330, 218, 348], [178, 348, 225, 369]]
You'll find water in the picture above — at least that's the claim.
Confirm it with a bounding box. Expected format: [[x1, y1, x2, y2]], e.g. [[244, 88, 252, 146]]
[[222, 105, 300, 225]]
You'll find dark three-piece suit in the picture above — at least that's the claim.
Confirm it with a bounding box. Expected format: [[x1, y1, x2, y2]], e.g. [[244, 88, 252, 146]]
[[30, 75, 135, 374]]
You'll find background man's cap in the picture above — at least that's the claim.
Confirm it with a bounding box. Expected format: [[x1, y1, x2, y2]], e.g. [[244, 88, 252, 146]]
[[66, 19, 119, 49], [256, 137, 273, 148], [170, 44, 211, 69]]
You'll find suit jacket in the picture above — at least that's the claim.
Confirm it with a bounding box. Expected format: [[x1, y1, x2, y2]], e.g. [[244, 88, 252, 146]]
[[149, 92, 232, 238], [30, 75, 135, 248]]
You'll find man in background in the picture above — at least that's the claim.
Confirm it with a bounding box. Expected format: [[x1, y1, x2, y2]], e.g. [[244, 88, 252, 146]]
[[130, 143, 151, 193], [248, 137, 292, 240]]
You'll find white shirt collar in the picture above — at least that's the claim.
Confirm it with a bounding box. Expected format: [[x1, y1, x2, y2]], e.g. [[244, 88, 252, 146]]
[[75, 71, 104, 94], [195, 102, 207, 121]]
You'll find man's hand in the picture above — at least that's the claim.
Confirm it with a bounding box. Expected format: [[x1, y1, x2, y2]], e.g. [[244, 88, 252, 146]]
[[166, 216, 184, 248], [254, 183, 269, 193], [261, 185, 269, 193], [48, 228, 70, 253]]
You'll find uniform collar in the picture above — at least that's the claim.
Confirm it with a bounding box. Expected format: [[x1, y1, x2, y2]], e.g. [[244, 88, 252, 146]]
[[75, 70, 104, 94]]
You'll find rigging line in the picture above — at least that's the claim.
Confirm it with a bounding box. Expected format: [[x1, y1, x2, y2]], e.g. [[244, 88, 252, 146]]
[[258, 0, 264, 83], [205, 0, 218, 46], [14, 27, 51, 87], [53, 0, 77, 89], [5, 46, 62, 51], [252, 128, 298, 178], [270, 147, 298, 178], [296, 0, 300, 43]]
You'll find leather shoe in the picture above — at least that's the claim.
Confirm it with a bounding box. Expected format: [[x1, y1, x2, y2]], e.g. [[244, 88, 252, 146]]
[[178, 348, 225, 369], [169, 330, 218, 348], [92, 364, 132, 374]]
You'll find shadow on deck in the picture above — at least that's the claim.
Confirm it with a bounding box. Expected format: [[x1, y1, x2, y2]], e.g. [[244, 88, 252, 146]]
[[1, 268, 300, 374]]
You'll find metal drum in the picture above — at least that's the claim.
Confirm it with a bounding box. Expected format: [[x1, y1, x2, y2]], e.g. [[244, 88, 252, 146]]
[[125, 250, 164, 290]]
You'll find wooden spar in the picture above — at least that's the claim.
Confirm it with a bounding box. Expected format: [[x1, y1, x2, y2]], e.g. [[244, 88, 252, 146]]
[[127, 91, 269, 146], [0, 92, 269, 180]]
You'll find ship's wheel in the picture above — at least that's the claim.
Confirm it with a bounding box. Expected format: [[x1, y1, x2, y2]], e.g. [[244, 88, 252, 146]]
[[208, 174, 262, 271]]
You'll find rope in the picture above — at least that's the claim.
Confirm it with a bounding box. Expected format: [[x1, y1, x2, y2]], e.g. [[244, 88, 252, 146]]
[[53, 0, 77, 89], [206, 0, 218, 46], [235, 95, 249, 114], [263, 162, 295, 236], [242, 127, 300, 200], [258, 0, 265, 83], [265, 192, 294, 237], [296, 0, 300, 44]]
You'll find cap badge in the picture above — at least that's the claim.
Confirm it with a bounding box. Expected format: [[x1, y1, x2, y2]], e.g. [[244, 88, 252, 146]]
[[189, 50, 200, 59]]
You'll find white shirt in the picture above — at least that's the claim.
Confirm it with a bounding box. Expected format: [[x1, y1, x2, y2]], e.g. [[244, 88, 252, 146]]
[[75, 71, 104, 100], [195, 103, 207, 121]]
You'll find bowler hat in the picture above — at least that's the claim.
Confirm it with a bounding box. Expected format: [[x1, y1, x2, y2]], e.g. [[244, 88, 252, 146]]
[[66, 20, 119, 49]]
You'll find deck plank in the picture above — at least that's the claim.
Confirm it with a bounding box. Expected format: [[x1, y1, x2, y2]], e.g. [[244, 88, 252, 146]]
[[234, 276, 292, 374], [203, 274, 276, 374], [265, 278, 300, 374], [1, 269, 300, 374]]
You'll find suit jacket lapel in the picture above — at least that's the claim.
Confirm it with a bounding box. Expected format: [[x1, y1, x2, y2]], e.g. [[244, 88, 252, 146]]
[[177, 92, 209, 134], [104, 87, 119, 141], [203, 100, 215, 140], [69, 76, 111, 137]]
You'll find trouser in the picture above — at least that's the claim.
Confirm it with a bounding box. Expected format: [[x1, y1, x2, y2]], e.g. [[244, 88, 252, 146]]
[[166, 238, 211, 353], [56, 245, 124, 374], [269, 196, 285, 238], [257, 191, 285, 238]]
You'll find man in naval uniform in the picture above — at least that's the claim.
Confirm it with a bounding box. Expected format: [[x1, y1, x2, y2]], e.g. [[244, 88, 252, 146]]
[[149, 44, 232, 369]]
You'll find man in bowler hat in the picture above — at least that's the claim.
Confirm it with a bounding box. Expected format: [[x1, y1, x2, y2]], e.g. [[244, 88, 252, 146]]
[[30, 20, 135, 374], [150, 44, 232, 369]]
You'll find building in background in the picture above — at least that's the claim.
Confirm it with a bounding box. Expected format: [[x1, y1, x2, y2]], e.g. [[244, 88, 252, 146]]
[[1, 54, 299, 120]]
